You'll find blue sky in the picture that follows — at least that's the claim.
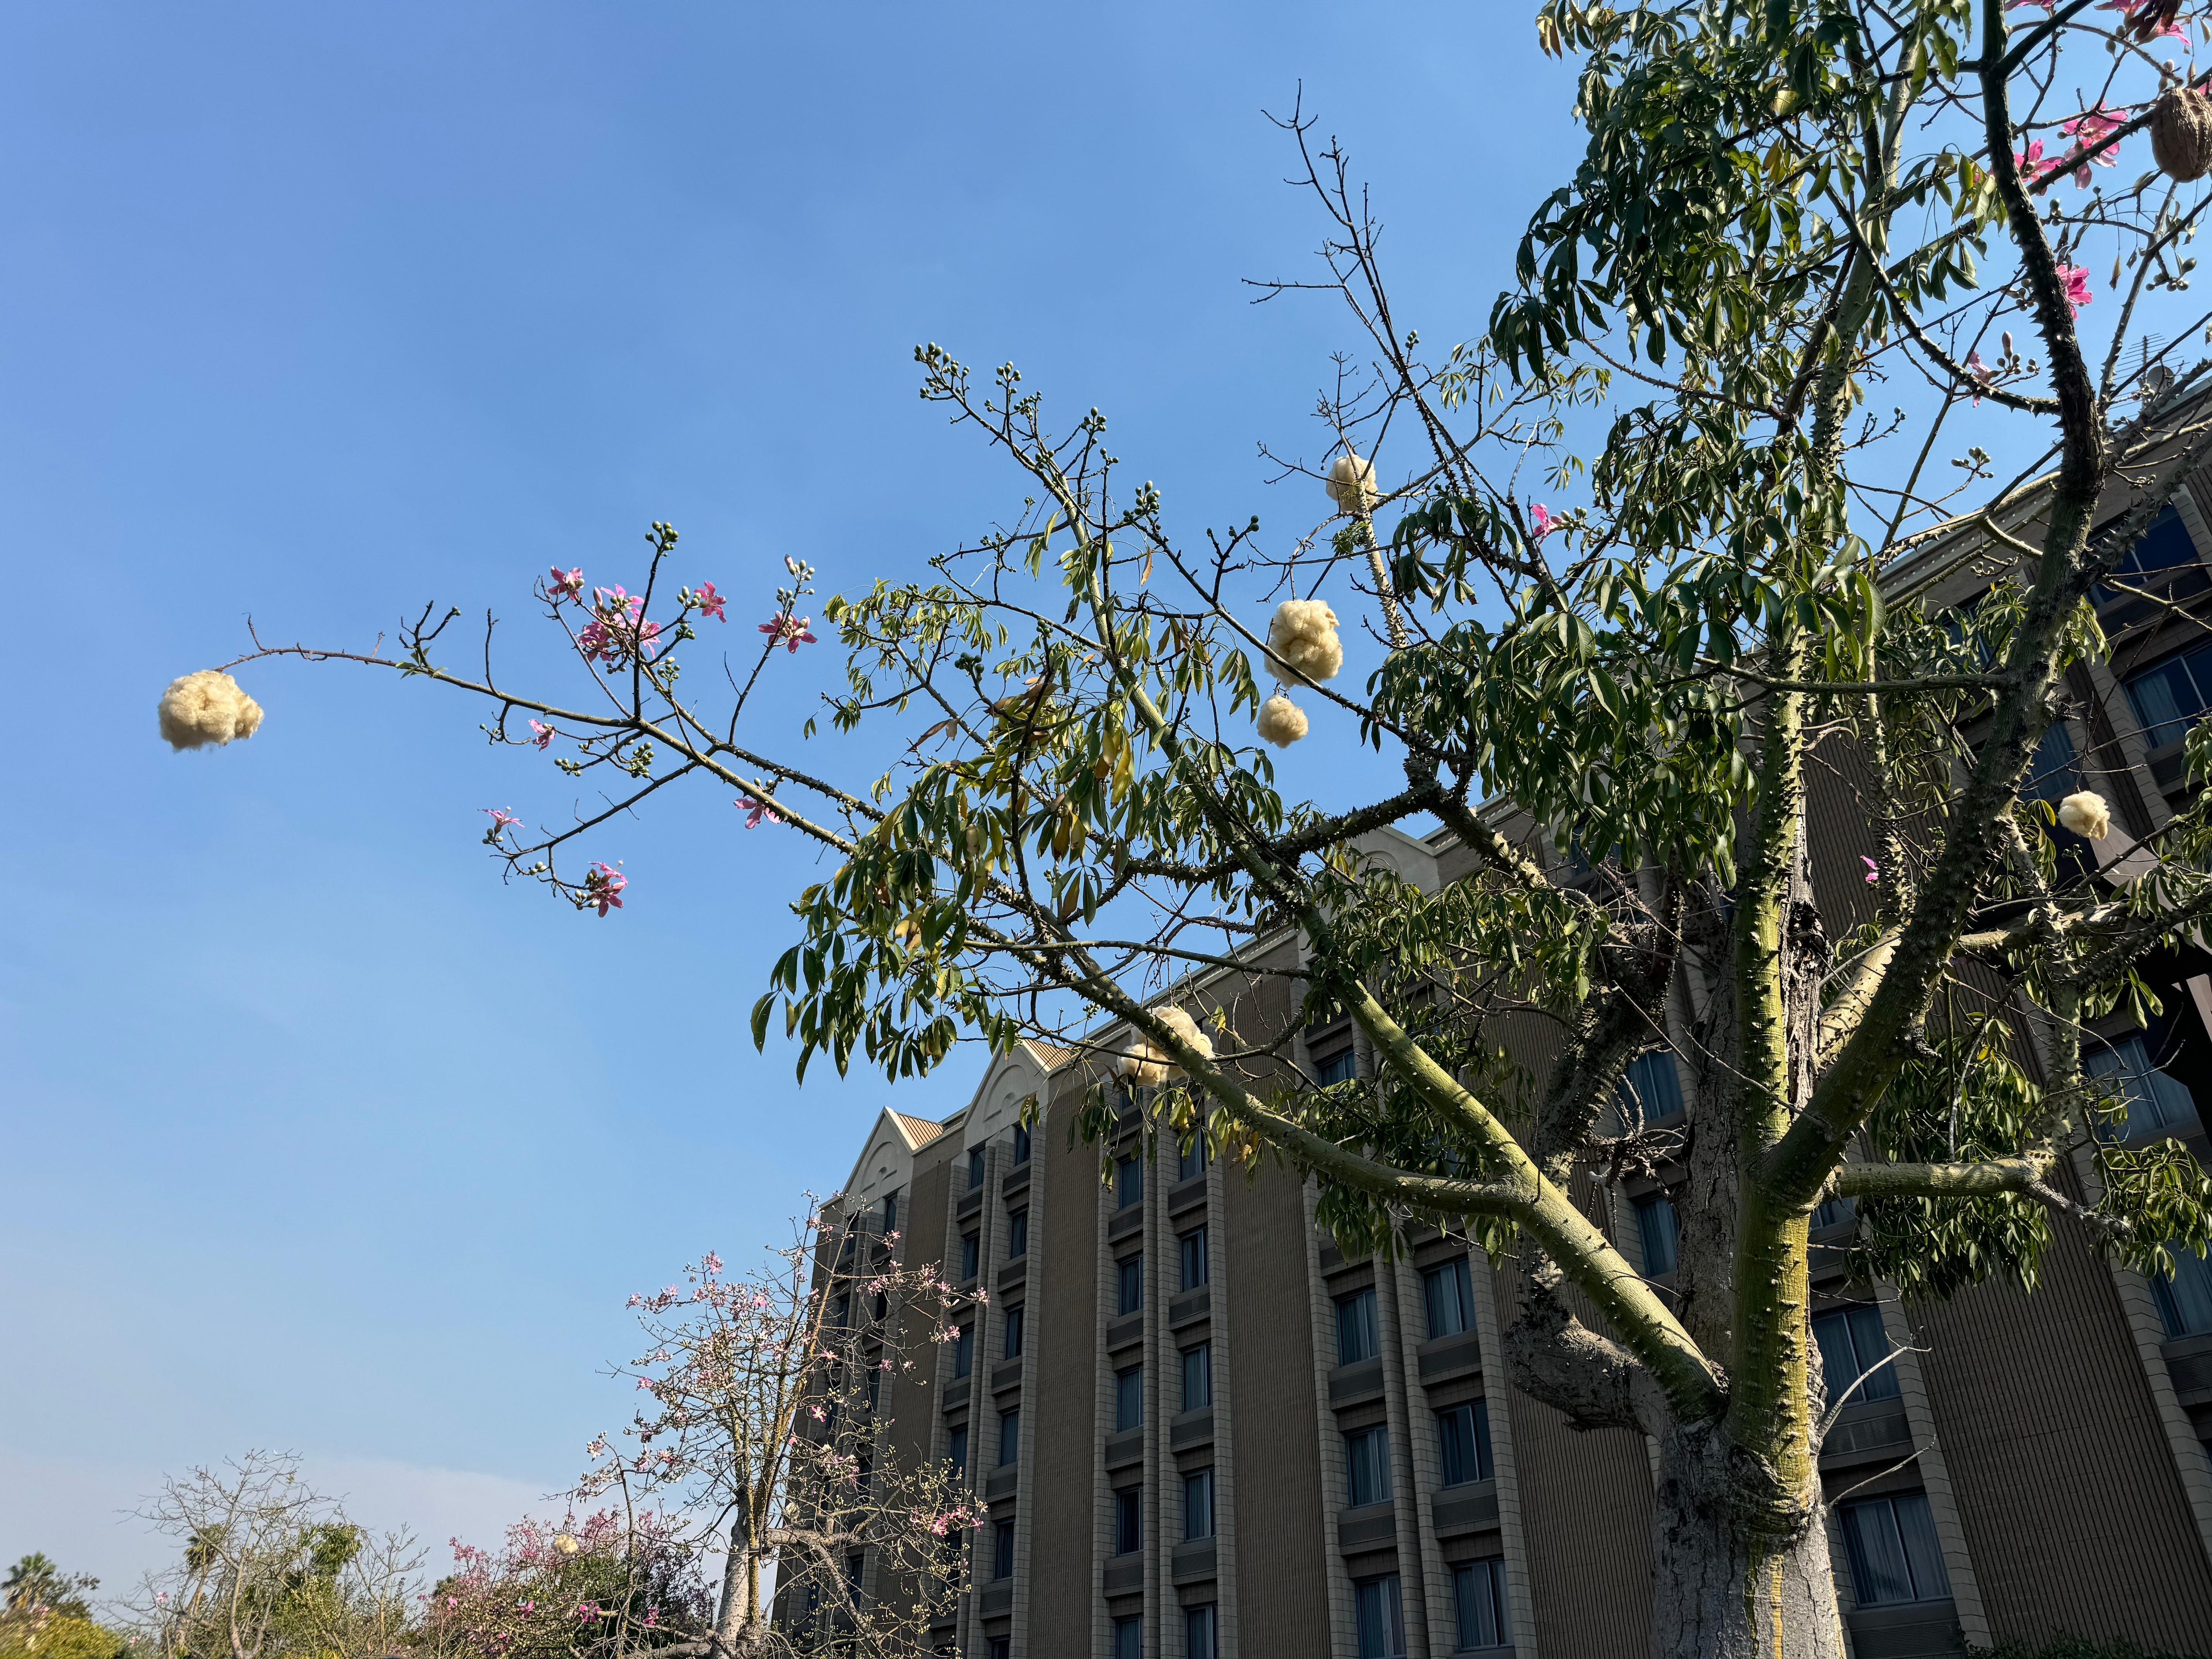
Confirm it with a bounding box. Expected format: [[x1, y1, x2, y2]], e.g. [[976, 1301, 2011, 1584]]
[[0, 2, 1584, 1588]]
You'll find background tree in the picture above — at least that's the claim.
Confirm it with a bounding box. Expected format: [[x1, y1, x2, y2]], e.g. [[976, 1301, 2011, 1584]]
[[130, 1453, 421, 1659], [1, 1555, 127, 1659], [419, 1510, 707, 1659], [179, 0, 2212, 1653], [567, 1217, 983, 1659]]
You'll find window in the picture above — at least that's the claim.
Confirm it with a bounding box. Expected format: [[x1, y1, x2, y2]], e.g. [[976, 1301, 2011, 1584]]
[[1116, 1365, 1144, 1432], [1839, 1493, 1953, 1606], [1118, 1254, 1144, 1315], [1179, 1226, 1210, 1290], [1113, 1615, 1142, 1659], [872, 1290, 887, 1321], [1113, 1486, 1143, 1554], [2152, 1243, 2212, 1338], [1452, 1558, 1511, 1650], [1336, 1286, 1380, 1365], [1344, 1424, 1393, 1506], [1422, 1256, 1475, 1339], [1812, 1192, 1858, 1233], [989, 1638, 1011, 1659], [1635, 1191, 1680, 1275], [946, 1424, 968, 1478], [952, 1324, 973, 1379], [2097, 504, 2202, 606], [1436, 1400, 1493, 1486], [998, 1409, 1020, 1467], [2022, 718, 2080, 809], [882, 1190, 899, 1233], [1353, 1573, 1406, 1659], [960, 1231, 980, 1282], [1007, 1206, 1029, 1258], [1003, 1304, 1025, 1359], [991, 1517, 1014, 1579], [968, 1147, 987, 1191], [1617, 1049, 1686, 1122], [2086, 1034, 2201, 1139], [1177, 1136, 1206, 1183], [1183, 1603, 1217, 1659], [1813, 1305, 1900, 1405], [833, 1292, 852, 1328], [1315, 1044, 1358, 1085], [1182, 1342, 1212, 1411], [1013, 1121, 1031, 1164], [2124, 636, 2212, 750], [1117, 1154, 1145, 1210], [867, 1369, 880, 1416], [1183, 1467, 1215, 1539]]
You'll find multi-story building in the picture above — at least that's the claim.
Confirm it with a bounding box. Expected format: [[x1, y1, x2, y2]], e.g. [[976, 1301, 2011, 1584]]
[[798, 443, 2212, 1658]]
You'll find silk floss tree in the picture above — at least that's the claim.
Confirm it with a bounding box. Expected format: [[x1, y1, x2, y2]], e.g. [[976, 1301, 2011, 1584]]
[[178, 2, 2212, 1653]]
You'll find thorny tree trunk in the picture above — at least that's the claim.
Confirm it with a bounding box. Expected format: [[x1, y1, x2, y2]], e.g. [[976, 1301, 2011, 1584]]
[[1650, 1421, 1847, 1659]]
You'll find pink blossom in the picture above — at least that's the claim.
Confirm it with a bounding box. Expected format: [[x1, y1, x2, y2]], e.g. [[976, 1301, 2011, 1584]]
[[758, 613, 819, 653], [702, 1250, 723, 1274], [1528, 503, 1556, 541], [736, 792, 781, 828], [1861, 856, 1880, 886], [2057, 261, 2093, 314], [2100, 0, 2186, 37], [1963, 349, 1997, 405], [693, 582, 726, 622], [549, 567, 585, 601], [528, 718, 557, 750], [585, 862, 627, 917], [2013, 138, 2060, 185], [483, 807, 523, 836]]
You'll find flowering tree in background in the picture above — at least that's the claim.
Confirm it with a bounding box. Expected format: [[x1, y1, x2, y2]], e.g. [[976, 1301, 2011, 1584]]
[[0, 1555, 127, 1659], [419, 1512, 707, 1659], [176, 3, 2212, 1653], [567, 1218, 982, 1658]]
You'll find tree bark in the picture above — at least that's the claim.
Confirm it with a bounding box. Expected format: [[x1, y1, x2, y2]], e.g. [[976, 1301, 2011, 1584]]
[[1648, 1421, 1847, 1659]]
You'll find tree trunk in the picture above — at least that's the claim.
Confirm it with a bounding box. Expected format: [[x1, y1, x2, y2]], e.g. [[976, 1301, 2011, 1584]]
[[1648, 1422, 1846, 1659]]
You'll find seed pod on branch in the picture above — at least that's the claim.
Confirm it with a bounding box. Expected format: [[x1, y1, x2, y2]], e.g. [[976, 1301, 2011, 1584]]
[[1256, 693, 1310, 747], [2151, 86, 2212, 183], [2058, 790, 2112, 840], [157, 670, 265, 751], [1324, 452, 1377, 516], [1267, 599, 1344, 684]]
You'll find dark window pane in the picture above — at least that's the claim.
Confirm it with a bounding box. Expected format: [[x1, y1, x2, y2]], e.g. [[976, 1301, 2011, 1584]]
[[968, 1148, 986, 1191], [960, 1232, 980, 1281], [1316, 1045, 1358, 1085], [992, 1519, 1014, 1579], [1617, 1050, 1685, 1122], [1182, 1343, 1212, 1411], [1116, 1366, 1144, 1432], [1113, 1615, 1142, 1659], [882, 1190, 899, 1232], [1118, 1255, 1144, 1315], [1436, 1401, 1493, 1487], [1178, 1138, 1206, 1183], [952, 1325, 972, 1379], [1336, 1287, 1379, 1365], [1117, 1155, 1144, 1210], [1008, 1206, 1029, 1258], [1114, 1488, 1142, 1555], [1422, 1256, 1474, 1339], [1180, 1226, 1210, 1290], [1012, 1122, 1031, 1164], [1841, 1494, 1951, 1605], [946, 1425, 967, 1478], [2124, 641, 2212, 750], [1183, 1605, 1217, 1659], [1003, 1305, 1025, 1359], [998, 1409, 1019, 1467], [2152, 1242, 2212, 1337], [1813, 1305, 1900, 1405], [1452, 1559, 1510, 1649], [1812, 1193, 1858, 1232], [1353, 1574, 1406, 1659], [1635, 1192, 1680, 1275], [1183, 1467, 1215, 1539], [1345, 1425, 1393, 1506]]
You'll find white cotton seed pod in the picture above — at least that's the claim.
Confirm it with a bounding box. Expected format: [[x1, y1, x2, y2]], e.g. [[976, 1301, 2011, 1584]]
[[157, 670, 264, 751], [1256, 693, 1310, 748], [1155, 1005, 1216, 1067], [2058, 790, 2112, 841], [1324, 453, 1377, 515], [1120, 1042, 1170, 1087], [1267, 598, 1344, 683], [553, 1534, 580, 1556]]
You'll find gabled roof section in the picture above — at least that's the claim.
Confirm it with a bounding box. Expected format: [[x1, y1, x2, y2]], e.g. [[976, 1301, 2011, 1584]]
[[893, 1111, 950, 1149]]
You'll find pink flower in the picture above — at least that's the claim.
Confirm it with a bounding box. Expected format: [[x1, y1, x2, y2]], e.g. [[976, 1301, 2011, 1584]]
[[702, 1250, 723, 1274], [549, 567, 585, 601], [736, 792, 781, 828], [1861, 856, 1880, 886], [2057, 261, 2093, 314], [758, 613, 818, 653], [528, 718, 557, 750], [1528, 503, 1556, 541], [585, 862, 627, 917], [1963, 349, 1997, 405], [483, 807, 523, 837], [2013, 138, 2059, 185], [693, 582, 726, 622]]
